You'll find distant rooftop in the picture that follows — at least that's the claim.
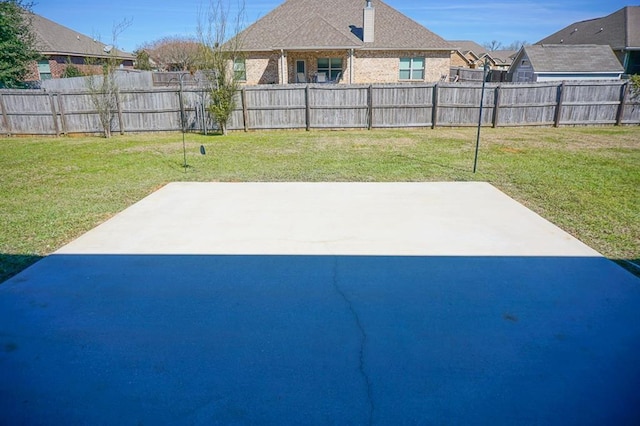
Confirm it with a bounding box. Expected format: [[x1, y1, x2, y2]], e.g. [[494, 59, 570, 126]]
[[28, 12, 134, 60]]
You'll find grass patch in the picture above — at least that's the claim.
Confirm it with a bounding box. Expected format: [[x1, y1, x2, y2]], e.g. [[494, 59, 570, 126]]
[[1, 126, 638, 282]]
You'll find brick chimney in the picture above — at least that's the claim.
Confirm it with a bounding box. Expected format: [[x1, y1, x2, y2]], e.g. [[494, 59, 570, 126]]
[[363, 1, 375, 43]]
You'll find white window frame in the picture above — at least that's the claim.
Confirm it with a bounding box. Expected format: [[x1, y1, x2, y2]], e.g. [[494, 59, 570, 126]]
[[399, 57, 425, 81], [38, 60, 52, 80], [233, 58, 246, 81], [317, 57, 342, 81]]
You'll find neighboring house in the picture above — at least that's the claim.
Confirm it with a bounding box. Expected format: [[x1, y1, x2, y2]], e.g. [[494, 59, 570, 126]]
[[448, 41, 515, 71], [230, 0, 453, 85], [24, 13, 135, 82], [507, 44, 624, 82], [449, 40, 488, 69], [488, 50, 517, 70], [536, 6, 640, 74]]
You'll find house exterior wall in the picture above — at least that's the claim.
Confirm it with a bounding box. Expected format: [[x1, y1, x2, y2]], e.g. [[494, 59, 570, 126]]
[[244, 50, 450, 85], [244, 52, 280, 85], [509, 53, 535, 82], [354, 50, 450, 84], [451, 51, 469, 68], [286, 50, 350, 83], [24, 56, 135, 82]]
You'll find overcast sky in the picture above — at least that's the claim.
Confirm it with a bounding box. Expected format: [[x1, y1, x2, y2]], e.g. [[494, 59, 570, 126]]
[[33, 0, 632, 52]]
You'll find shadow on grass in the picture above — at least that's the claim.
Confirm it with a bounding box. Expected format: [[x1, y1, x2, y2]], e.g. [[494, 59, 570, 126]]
[[0, 254, 43, 284]]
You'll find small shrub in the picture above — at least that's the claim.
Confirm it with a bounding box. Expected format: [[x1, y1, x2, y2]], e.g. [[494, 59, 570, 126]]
[[630, 74, 640, 97], [61, 65, 84, 78]]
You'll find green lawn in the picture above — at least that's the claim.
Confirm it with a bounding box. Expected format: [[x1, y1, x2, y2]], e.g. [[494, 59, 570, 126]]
[[1, 126, 639, 282]]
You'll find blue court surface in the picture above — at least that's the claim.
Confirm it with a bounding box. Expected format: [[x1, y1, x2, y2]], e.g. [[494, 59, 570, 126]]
[[1, 183, 638, 424]]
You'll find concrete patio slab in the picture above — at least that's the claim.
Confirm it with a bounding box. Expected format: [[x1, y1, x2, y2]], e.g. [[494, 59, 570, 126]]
[[1, 182, 638, 425]]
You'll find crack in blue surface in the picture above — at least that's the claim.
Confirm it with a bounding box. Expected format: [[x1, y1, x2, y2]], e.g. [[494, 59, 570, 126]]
[[331, 257, 374, 425]]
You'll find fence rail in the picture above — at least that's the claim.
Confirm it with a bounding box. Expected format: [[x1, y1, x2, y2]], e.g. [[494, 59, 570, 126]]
[[0, 81, 638, 136]]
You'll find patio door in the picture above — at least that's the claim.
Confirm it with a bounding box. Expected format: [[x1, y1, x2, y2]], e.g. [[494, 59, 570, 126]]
[[296, 60, 306, 83]]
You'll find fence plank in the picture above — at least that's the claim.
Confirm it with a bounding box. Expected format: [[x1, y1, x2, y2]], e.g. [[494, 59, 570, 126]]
[[493, 86, 501, 128], [368, 85, 373, 130], [432, 84, 438, 129], [554, 83, 565, 128], [305, 85, 310, 131], [241, 88, 249, 132], [57, 94, 68, 134], [48, 94, 60, 136], [0, 93, 11, 135], [616, 82, 630, 126], [115, 92, 125, 135]]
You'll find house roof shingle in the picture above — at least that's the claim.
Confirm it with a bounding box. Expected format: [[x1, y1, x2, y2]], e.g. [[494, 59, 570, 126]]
[[235, 0, 453, 51], [29, 12, 134, 60], [536, 6, 640, 50], [520, 44, 625, 73], [449, 40, 487, 57], [488, 50, 518, 66]]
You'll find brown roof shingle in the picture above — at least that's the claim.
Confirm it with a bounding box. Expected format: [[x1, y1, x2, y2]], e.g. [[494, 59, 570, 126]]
[[29, 12, 134, 60], [235, 0, 453, 51], [449, 40, 487, 56]]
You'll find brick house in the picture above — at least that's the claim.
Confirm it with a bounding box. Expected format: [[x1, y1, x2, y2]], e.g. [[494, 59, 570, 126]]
[[230, 0, 453, 85], [537, 6, 640, 75], [448, 41, 517, 71], [449, 40, 487, 69], [24, 12, 135, 82]]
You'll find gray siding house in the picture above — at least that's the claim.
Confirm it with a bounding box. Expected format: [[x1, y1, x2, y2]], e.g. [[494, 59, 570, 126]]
[[231, 0, 453, 85], [508, 44, 624, 83]]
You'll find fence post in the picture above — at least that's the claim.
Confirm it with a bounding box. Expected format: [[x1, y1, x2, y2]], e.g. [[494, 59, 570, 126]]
[[554, 82, 566, 128], [492, 85, 501, 128], [57, 93, 68, 135], [616, 82, 630, 126], [431, 84, 438, 129], [367, 85, 373, 130], [115, 92, 124, 135], [0, 93, 11, 135], [241, 87, 249, 132], [177, 87, 185, 133], [48, 93, 60, 136], [305, 85, 311, 131]]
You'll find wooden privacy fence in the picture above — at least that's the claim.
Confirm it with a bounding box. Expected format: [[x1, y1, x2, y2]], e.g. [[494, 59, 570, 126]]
[[0, 81, 638, 136], [229, 81, 639, 130]]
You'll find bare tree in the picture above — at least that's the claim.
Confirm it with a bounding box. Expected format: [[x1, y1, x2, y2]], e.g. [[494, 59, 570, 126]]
[[138, 36, 202, 71], [505, 40, 529, 51], [85, 19, 130, 138], [482, 40, 503, 51], [197, 0, 245, 135]]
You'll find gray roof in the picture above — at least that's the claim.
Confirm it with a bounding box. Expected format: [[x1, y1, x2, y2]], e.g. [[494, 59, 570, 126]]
[[517, 44, 624, 73], [29, 13, 134, 60], [449, 40, 487, 57], [537, 6, 640, 50], [235, 0, 453, 51]]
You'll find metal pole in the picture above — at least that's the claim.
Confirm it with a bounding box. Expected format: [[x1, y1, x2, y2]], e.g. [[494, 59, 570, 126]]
[[473, 60, 489, 173], [179, 74, 187, 171]]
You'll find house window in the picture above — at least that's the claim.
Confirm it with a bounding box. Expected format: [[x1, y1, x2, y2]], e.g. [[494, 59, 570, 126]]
[[38, 60, 52, 80], [399, 57, 424, 80], [317, 58, 342, 81], [233, 58, 246, 81]]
